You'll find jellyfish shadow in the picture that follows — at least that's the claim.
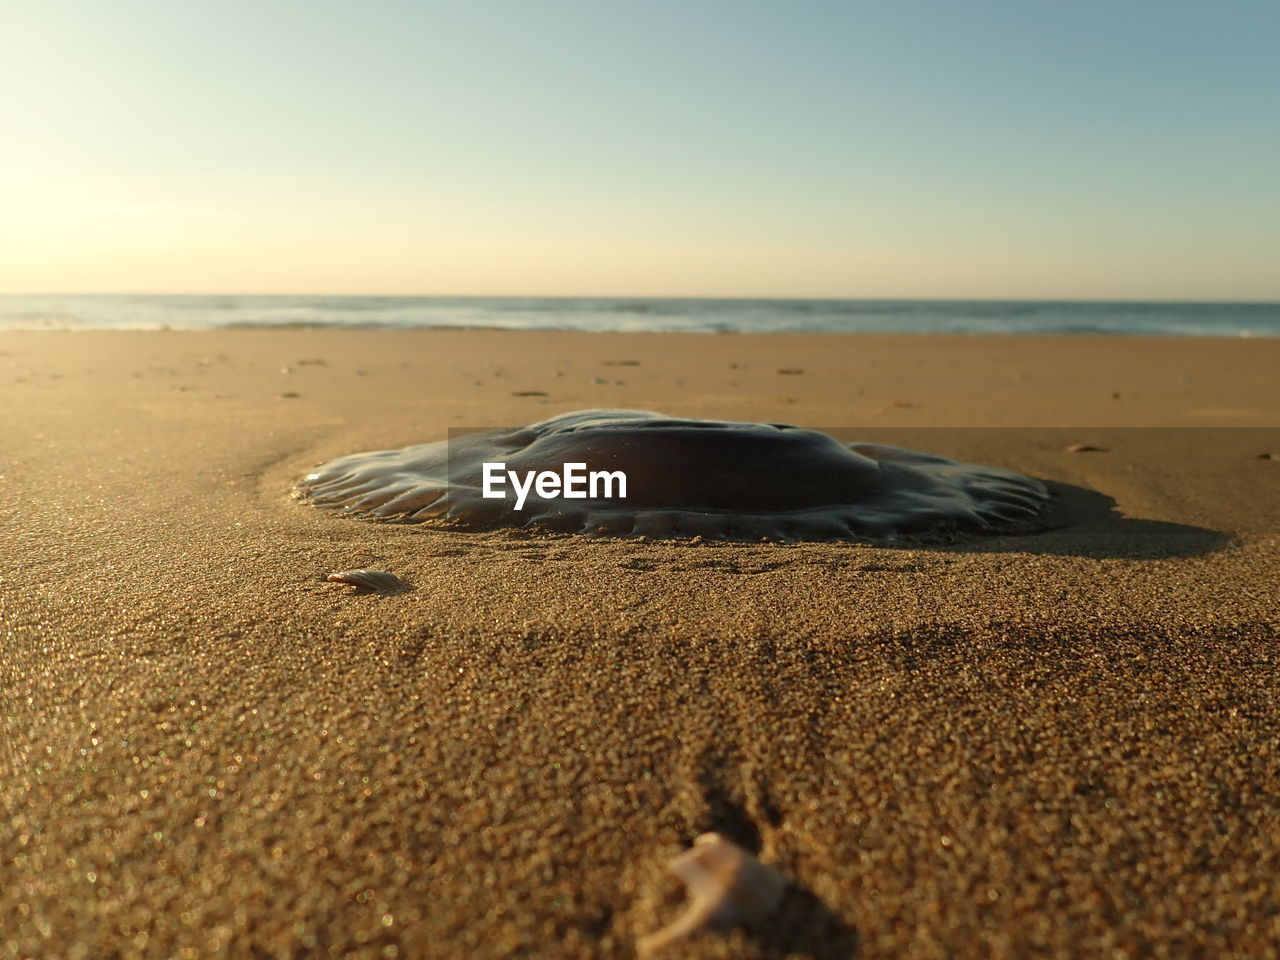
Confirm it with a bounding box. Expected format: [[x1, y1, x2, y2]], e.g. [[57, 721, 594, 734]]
[[945, 480, 1229, 559]]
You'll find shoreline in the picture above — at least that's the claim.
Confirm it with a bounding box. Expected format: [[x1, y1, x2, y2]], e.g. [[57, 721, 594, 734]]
[[5, 293, 1280, 340], [7, 325, 1280, 337]]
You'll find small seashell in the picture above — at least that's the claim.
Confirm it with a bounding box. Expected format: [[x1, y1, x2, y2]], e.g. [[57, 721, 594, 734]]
[[325, 569, 408, 593], [636, 833, 787, 957]]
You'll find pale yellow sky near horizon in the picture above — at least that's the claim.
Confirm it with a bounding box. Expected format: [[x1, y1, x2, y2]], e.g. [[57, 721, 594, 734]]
[[3, 1, 1278, 301], [6, 234, 1274, 301]]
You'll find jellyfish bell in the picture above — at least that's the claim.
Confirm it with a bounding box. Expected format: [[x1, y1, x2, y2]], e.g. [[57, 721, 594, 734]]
[[295, 409, 1048, 541]]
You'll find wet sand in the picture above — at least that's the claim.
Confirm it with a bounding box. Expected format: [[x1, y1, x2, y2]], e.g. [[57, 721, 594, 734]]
[[2, 330, 1278, 958]]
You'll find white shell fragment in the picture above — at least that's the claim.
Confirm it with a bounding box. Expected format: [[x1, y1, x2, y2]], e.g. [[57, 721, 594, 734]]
[[324, 569, 408, 593], [636, 832, 787, 957]]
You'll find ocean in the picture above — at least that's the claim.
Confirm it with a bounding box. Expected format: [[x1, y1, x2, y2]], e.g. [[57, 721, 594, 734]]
[[1, 294, 1278, 336]]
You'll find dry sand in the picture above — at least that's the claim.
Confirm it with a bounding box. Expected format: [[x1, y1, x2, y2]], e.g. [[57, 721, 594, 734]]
[[1, 330, 1278, 959]]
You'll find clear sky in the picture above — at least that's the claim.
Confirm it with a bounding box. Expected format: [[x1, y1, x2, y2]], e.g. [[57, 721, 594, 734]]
[[2, 0, 1277, 299]]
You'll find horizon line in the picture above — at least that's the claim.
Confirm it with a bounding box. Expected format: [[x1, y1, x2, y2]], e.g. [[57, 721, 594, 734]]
[[3, 292, 1279, 306]]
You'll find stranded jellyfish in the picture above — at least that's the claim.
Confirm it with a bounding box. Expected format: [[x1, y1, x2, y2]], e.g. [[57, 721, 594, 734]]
[[294, 409, 1047, 541]]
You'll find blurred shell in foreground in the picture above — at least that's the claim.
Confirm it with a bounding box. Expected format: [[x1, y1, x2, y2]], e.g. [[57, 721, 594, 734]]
[[637, 832, 787, 956]]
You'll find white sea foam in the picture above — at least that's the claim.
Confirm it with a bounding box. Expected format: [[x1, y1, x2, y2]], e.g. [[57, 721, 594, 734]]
[[1, 294, 1278, 336]]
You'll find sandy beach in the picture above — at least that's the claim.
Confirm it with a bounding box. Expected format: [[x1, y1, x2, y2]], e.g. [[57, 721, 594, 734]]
[[2, 329, 1278, 959]]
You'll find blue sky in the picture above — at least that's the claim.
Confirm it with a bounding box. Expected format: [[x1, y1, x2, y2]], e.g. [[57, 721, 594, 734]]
[[2, 0, 1277, 298]]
